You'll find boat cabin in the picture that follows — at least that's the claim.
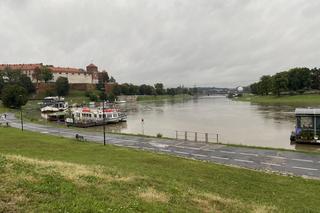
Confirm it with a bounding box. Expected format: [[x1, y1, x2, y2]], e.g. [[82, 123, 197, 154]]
[[291, 108, 320, 143]]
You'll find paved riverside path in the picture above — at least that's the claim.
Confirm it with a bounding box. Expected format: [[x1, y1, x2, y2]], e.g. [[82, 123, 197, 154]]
[[3, 113, 320, 179]]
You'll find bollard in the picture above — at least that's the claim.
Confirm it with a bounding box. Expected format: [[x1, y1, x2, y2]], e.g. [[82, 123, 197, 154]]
[[195, 132, 197, 142], [205, 133, 208, 143], [216, 134, 219, 143], [185, 131, 188, 141]]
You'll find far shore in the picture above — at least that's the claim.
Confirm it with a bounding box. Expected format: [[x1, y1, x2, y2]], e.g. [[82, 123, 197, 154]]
[[234, 93, 320, 106]]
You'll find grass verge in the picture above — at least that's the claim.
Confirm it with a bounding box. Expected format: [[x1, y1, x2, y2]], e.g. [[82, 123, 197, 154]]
[[0, 127, 320, 212], [235, 94, 320, 106]]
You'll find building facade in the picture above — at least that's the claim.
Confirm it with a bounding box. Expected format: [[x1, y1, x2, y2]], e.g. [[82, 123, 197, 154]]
[[0, 63, 107, 84]]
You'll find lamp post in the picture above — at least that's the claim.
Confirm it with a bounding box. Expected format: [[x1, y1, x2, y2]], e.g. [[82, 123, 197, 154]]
[[19, 95, 24, 131], [102, 100, 106, 146]]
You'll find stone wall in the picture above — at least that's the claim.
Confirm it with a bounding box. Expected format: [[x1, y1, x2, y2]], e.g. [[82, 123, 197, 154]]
[[35, 83, 96, 94], [52, 72, 93, 84]]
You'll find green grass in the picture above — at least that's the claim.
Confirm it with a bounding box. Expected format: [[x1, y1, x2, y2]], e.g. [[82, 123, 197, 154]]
[[137, 94, 192, 102], [1, 128, 320, 212], [235, 93, 320, 106]]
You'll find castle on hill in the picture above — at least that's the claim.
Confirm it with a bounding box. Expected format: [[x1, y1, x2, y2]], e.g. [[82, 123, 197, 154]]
[[0, 63, 108, 85]]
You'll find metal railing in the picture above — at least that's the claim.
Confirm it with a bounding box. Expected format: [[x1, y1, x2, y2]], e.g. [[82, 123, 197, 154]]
[[175, 130, 219, 143]]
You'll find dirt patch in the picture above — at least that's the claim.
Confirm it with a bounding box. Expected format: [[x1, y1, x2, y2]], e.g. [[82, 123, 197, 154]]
[[5, 154, 139, 185], [139, 187, 169, 203], [192, 192, 277, 213]]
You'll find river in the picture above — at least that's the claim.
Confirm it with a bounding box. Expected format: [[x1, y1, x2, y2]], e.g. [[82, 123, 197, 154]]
[[102, 96, 320, 151]]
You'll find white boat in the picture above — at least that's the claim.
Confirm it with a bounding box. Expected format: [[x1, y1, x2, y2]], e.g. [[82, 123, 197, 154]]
[[66, 107, 127, 127], [40, 96, 68, 113]]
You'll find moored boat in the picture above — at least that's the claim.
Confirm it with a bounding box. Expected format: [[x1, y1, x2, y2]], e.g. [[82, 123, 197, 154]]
[[290, 108, 320, 144], [65, 106, 127, 127]]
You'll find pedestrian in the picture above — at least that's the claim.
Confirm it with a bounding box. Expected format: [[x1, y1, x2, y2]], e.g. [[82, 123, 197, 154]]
[[4, 113, 6, 119]]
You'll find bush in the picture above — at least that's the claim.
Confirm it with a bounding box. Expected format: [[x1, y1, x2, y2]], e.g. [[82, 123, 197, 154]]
[[1, 84, 28, 108], [156, 133, 163, 138]]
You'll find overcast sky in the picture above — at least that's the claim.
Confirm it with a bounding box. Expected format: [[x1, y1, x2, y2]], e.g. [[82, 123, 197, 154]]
[[1, 0, 320, 88]]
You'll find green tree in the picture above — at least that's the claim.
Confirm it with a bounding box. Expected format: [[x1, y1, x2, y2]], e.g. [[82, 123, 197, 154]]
[[272, 72, 288, 96], [32, 67, 42, 83], [0, 72, 5, 95], [2, 67, 34, 94], [259, 75, 272, 95], [154, 83, 164, 95], [109, 76, 116, 83], [167, 88, 176, 96], [1, 84, 28, 108], [111, 84, 121, 96], [19, 74, 35, 94], [128, 84, 139, 95], [311, 68, 320, 90], [287, 67, 311, 91], [41, 67, 53, 83], [99, 71, 109, 83], [55, 77, 69, 96], [120, 83, 130, 95]]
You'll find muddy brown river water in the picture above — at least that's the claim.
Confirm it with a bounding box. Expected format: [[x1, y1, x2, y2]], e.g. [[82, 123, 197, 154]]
[[107, 96, 320, 151]]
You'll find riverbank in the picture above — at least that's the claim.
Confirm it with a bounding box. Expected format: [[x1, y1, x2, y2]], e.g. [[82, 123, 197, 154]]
[[137, 94, 192, 102], [235, 94, 320, 106], [1, 127, 320, 212]]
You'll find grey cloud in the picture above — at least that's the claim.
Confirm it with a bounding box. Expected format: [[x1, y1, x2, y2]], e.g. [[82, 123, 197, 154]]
[[1, 0, 320, 87]]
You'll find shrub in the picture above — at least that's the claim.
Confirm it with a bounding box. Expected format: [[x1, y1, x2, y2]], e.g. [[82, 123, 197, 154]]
[[1, 84, 28, 108]]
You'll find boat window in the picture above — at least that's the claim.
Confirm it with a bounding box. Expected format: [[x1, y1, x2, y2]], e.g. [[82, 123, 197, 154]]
[[113, 113, 117, 117], [316, 117, 320, 129], [300, 116, 313, 129], [94, 114, 97, 118], [99, 115, 102, 118], [107, 114, 112, 118]]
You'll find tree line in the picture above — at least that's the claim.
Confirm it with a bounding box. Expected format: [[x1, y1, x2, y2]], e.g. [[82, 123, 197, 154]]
[[250, 67, 320, 96], [110, 83, 194, 96]]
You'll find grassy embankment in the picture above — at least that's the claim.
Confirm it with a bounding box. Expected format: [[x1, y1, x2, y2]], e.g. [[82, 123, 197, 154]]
[[1, 127, 320, 212], [235, 93, 320, 106], [137, 94, 192, 102]]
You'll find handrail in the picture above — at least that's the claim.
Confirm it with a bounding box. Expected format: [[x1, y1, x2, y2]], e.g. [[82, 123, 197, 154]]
[[175, 130, 219, 143]]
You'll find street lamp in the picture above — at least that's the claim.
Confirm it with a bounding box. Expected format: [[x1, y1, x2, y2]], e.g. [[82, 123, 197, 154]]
[[19, 95, 24, 131], [102, 100, 106, 146]]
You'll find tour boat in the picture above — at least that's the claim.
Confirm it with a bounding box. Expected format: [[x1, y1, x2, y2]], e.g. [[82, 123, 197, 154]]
[[65, 106, 127, 127], [290, 108, 320, 143]]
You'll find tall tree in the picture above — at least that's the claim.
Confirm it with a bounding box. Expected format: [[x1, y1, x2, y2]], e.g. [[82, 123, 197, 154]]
[[287, 67, 311, 91], [41, 66, 53, 83], [19, 74, 35, 94], [154, 83, 164, 95], [55, 77, 69, 96], [109, 76, 116, 83], [32, 67, 42, 83], [260, 75, 272, 95], [272, 72, 288, 96], [311, 68, 320, 90]]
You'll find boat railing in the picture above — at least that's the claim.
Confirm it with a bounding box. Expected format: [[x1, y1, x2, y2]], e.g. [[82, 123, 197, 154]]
[[175, 130, 220, 143]]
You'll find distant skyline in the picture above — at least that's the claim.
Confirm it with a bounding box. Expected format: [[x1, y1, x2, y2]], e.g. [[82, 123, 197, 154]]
[[1, 0, 320, 88]]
